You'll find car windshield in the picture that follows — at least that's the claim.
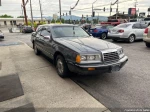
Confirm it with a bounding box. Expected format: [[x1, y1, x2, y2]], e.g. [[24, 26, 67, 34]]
[[144, 18, 150, 21], [52, 26, 89, 38], [106, 25, 114, 29], [117, 24, 131, 28]]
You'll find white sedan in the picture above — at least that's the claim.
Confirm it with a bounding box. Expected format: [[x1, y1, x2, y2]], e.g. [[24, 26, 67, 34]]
[[108, 22, 148, 43]]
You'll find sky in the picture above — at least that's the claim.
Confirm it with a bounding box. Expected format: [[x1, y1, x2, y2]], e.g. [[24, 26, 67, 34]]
[[0, 0, 150, 18]]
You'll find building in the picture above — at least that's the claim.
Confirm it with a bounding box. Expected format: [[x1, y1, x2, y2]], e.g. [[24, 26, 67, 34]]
[[108, 13, 136, 20], [0, 18, 50, 27]]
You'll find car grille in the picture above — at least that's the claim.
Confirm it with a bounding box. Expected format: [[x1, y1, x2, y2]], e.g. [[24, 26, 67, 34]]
[[103, 51, 119, 63]]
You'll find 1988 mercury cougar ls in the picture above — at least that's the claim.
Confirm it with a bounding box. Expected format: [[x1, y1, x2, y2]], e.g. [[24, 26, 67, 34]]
[[31, 24, 128, 78]]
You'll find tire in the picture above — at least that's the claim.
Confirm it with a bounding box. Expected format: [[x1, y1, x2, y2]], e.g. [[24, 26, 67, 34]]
[[145, 42, 150, 48], [100, 33, 107, 40], [128, 35, 135, 43], [34, 43, 40, 55], [56, 55, 69, 78]]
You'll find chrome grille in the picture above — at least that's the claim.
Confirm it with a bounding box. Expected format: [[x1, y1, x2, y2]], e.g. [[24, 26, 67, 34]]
[[103, 51, 119, 63]]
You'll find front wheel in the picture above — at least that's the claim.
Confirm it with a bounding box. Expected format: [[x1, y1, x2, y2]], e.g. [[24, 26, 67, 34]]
[[34, 43, 40, 55], [128, 35, 135, 43], [56, 55, 69, 78], [145, 42, 150, 48], [100, 33, 107, 40]]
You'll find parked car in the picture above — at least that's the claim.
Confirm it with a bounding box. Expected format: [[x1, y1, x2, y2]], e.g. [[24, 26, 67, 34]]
[[108, 22, 148, 43], [22, 26, 34, 33], [101, 19, 127, 26], [129, 19, 137, 22], [143, 18, 150, 26], [143, 26, 150, 47], [0, 30, 4, 39], [89, 25, 114, 39], [31, 24, 128, 78]]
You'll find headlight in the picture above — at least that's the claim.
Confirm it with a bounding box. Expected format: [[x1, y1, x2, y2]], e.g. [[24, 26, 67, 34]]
[[117, 48, 124, 58], [76, 54, 101, 63], [117, 48, 123, 55]]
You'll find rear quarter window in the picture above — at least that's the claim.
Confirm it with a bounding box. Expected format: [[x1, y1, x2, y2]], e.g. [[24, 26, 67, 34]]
[[141, 24, 148, 29], [144, 18, 150, 21]]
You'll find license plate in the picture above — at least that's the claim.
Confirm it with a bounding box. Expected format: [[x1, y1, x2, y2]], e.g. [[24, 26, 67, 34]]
[[90, 30, 93, 32], [111, 64, 120, 72], [111, 31, 116, 34]]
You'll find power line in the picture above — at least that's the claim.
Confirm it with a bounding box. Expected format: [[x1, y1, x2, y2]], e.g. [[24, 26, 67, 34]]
[[71, 0, 80, 9], [73, 0, 133, 11]]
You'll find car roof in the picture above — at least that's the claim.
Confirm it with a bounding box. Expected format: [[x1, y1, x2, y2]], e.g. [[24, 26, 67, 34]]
[[38, 24, 77, 27]]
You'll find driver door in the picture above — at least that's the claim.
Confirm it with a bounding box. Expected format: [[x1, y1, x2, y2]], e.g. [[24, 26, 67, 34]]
[[41, 28, 54, 59]]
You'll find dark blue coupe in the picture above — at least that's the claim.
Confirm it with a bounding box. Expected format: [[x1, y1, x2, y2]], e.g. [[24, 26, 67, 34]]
[[89, 25, 114, 39]]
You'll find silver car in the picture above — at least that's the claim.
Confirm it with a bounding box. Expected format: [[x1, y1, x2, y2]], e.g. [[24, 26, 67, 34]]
[[143, 25, 150, 47], [108, 22, 147, 43]]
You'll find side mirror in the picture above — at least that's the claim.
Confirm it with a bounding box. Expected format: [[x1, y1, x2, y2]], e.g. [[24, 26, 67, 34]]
[[32, 32, 36, 36], [44, 35, 51, 41]]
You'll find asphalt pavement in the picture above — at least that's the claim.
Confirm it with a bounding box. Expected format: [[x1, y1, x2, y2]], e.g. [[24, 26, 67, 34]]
[[1, 28, 150, 112]]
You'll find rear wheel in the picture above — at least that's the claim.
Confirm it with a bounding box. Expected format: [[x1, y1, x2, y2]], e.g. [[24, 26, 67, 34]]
[[145, 42, 150, 48], [56, 55, 69, 78], [100, 33, 107, 40], [128, 35, 135, 43]]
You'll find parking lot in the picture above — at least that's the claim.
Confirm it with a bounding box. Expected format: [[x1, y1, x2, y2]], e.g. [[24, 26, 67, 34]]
[[0, 29, 150, 112]]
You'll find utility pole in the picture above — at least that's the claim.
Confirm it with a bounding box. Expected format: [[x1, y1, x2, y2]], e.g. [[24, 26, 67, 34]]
[[39, 0, 43, 23], [134, 0, 137, 18], [59, 0, 62, 23], [30, 0, 33, 27], [110, 2, 112, 16], [98, 12, 99, 24], [22, 0, 28, 25], [116, 0, 119, 19], [70, 7, 72, 24]]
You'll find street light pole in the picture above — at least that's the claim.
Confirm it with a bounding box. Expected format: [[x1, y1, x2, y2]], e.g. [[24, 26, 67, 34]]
[[116, 0, 119, 19], [39, 0, 43, 23], [92, 0, 98, 26], [59, 0, 62, 23]]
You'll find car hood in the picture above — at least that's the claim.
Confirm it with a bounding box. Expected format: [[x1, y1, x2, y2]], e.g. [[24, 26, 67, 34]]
[[54, 37, 120, 53]]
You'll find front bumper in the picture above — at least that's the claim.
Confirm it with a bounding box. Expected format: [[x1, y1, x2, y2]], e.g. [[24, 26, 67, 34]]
[[143, 34, 150, 43], [68, 56, 128, 75]]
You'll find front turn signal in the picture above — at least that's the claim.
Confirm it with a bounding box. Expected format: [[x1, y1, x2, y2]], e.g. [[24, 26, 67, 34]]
[[76, 55, 81, 63]]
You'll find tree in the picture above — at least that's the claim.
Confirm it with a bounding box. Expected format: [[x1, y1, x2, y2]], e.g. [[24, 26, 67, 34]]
[[61, 18, 65, 23], [51, 19, 55, 23], [0, 14, 13, 18], [17, 16, 25, 18]]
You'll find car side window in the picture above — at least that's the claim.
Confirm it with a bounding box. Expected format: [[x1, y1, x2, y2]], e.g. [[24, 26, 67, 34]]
[[132, 24, 141, 29], [40, 29, 50, 37], [141, 24, 148, 29]]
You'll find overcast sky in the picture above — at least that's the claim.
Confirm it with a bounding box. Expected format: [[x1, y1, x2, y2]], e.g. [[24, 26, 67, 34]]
[[0, 0, 150, 18]]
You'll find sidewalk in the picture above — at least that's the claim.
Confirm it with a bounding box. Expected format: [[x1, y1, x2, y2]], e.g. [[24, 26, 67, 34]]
[[0, 44, 110, 112]]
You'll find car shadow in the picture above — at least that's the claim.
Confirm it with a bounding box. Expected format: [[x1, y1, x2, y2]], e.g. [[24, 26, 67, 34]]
[[0, 39, 5, 42], [110, 39, 143, 44]]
